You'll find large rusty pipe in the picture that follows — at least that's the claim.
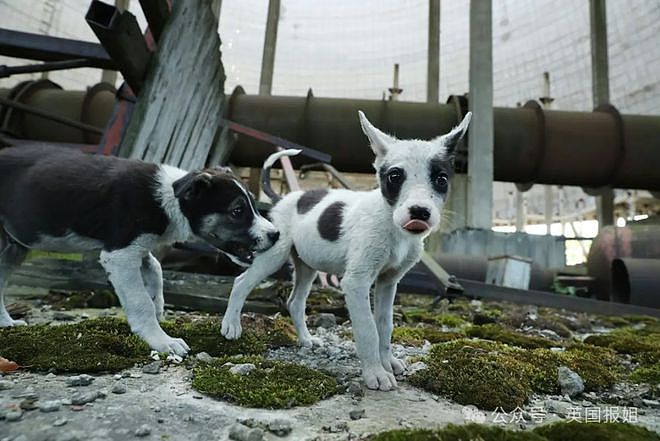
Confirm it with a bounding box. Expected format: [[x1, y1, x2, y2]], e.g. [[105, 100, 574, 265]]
[[0, 80, 116, 144], [226, 91, 660, 191], [587, 224, 660, 301], [611, 258, 660, 308]]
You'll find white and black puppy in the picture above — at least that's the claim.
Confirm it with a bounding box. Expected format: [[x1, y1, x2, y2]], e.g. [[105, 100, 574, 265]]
[[0, 145, 279, 356], [221, 111, 471, 390]]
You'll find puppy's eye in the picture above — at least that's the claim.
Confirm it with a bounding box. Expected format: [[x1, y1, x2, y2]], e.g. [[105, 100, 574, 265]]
[[387, 168, 403, 184], [231, 207, 244, 218], [434, 173, 449, 188]]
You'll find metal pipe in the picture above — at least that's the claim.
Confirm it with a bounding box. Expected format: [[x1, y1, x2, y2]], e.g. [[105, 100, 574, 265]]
[[86, 0, 151, 94], [0, 80, 116, 145], [226, 92, 660, 191], [611, 258, 660, 308]]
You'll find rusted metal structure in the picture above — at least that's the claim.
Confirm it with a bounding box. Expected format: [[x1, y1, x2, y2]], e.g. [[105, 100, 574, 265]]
[[0, 80, 115, 145], [611, 258, 660, 308], [587, 224, 660, 303], [225, 92, 660, 192]]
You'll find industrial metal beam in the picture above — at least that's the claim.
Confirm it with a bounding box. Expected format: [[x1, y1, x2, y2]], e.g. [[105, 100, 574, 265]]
[[590, 0, 615, 227], [259, 0, 280, 95], [86, 0, 151, 94], [458, 278, 660, 318], [0, 59, 93, 78], [467, 0, 494, 229], [427, 0, 440, 103], [0, 28, 114, 69], [138, 0, 172, 42]]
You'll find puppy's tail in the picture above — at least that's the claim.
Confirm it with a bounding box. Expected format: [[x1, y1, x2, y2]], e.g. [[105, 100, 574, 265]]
[[260, 149, 302, 202]]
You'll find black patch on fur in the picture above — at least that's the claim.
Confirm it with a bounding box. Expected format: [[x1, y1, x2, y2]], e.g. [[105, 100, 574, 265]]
[[317, 201, 345, 241], [378, 165, 406, 206], [429, 156, 453, 195], [0, 145, 169, 251], [297, 189, 328, 214], [0, 145, 261, 254]]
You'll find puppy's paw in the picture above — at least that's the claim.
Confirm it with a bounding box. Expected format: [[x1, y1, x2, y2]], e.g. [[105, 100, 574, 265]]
[[298, 335, 324, 348], [382, 355, 407, 375], [149, 335, 190, 357], [363, 367, 397, 391], [221, 317, 243, 340]]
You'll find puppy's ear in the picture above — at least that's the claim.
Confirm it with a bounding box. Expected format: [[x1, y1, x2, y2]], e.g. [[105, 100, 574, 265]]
[[437, 112, 472, 156], [358, 110, 395, 157], [173, 171, 213, 201]]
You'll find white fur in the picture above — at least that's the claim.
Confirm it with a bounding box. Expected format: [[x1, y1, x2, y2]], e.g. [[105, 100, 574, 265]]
[[222, 111, 472, 391]]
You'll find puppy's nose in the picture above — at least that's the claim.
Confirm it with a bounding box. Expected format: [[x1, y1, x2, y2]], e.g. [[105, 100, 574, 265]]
[[409, 206, 431, 221], [267, 230, 280, 244]]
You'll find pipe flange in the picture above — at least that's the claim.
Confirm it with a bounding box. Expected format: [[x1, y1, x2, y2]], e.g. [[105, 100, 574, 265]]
[[81, 82, 117, 144], [522, 99, 546, 185], [1, 79, 61, 138], [594, 103, 624, 186]]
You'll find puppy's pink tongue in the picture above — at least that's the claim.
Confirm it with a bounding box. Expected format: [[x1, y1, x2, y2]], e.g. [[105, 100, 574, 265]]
[[403, 220, 430, 234]]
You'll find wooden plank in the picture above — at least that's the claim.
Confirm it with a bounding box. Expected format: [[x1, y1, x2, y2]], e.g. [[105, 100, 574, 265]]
[[121, 0, 225, 169], [8, 258, 284, 314]]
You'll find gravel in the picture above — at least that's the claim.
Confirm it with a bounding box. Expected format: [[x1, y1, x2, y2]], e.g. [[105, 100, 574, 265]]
[[39, 400, 62, 412], [66, 374, 95, 387], [142, 361, 163, 374]]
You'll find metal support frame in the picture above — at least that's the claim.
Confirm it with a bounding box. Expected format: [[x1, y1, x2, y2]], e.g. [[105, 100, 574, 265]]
[[427, 0, 440, 103], [0, 59, 94, 78], [590, 0, 615, 227], [86, 0, 151, 94], [467, 0, 494, 229], [259, 0, 280, 95], [0, 28, 114, 69], [138, 0, 172, 42]]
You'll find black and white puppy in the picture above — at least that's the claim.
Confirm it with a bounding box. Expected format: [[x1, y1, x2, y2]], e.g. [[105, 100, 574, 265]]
[[0, 145, 278, 355], [221, 111, 471, 390]]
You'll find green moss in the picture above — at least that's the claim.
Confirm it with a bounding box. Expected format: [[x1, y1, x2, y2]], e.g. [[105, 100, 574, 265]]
[[161, 315, 296, 357], [466, 324, 557, 349], [629, 363, 660, 384], [403, 308, 467, 328], [369, 423, 546, 441], [53, 290, 119, 310], [409, 339, 533, 411], [535, 421, 660, 441], [192, 356, 338, 408], [0, 317, 150, 372], [409, 338, 620, 410], [1, 315, 297, 373], [392, 326, 464, 346], [369, 422, 660, 441], [584, 327, 660, 366]]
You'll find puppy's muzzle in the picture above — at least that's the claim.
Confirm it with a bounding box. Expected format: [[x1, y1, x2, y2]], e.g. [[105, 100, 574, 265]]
[[403, 206, 431, 234]]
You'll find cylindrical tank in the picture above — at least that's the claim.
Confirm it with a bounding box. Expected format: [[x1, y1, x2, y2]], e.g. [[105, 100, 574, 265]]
[[0, 80, 116, 145], [611, 258, 660, 308], [587, 224, 660, 301]]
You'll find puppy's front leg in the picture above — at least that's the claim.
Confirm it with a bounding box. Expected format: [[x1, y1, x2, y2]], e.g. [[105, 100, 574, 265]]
[[342, 275, 397, 391], [141, 253, 164, 321], [374, 278, 407, 375], [100, 249, 189, 356]]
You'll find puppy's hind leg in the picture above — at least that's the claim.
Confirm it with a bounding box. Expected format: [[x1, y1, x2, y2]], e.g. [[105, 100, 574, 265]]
[[0, 233, 29, 327], [141, 253, 164, 321], [287, 254, 321, 348], [221, 239, 291, 340]]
